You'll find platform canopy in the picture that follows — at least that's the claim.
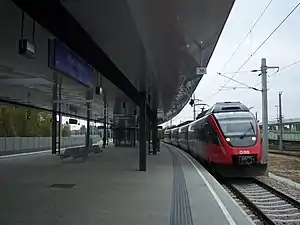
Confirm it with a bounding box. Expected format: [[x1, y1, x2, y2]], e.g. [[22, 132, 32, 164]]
[[1, 0, 234, 123]]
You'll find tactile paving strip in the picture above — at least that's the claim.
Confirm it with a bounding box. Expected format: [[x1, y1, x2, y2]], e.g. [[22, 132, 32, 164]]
[[169, 147, 194, 225]]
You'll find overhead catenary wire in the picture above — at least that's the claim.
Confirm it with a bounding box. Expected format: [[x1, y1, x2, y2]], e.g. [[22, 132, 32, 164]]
[[217, 72, 261, 91], [226, 59, 300, 95], [223, 1, 300, 85], [218, 70, 252, 75], [269, 59, 300, 78], [223, 1, 300, 86], [205, 2, 300, 101], [221, 0, 274, 71], [252, 59, 300, 87], [205, 71, 259, 100], [207, 59, 300, 99]]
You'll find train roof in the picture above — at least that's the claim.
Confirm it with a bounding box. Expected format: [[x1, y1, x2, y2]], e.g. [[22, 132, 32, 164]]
[[214, 111, 255, 120], [208, 101, 249, 114], [165, 102, 251, 131], [165, 120, 193, 130]]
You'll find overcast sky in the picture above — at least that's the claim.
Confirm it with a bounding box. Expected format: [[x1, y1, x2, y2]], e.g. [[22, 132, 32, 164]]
[[162, 0, 300, 127]]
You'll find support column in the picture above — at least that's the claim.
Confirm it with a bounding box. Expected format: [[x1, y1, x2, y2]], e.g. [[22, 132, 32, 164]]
[[139, 91, 146, 171], [278, 92, 283, 151], [113, 113, 115, 144], [58, 80, 62, 154], [106, 103, 109, 144], [261, 58, 269, 164], [147, 117, 151, 154], [86, 91, 92, 148], [134, 107, 137, 147], [102, 95, 107, 148], [152, 108, 158, 155], [51, 73, 58, 154], [151, 87, 158, 155], [86, 101, 91, 147]]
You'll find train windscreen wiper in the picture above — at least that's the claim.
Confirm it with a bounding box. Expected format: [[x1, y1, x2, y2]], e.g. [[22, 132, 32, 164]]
[[240, 122, 255, 139]]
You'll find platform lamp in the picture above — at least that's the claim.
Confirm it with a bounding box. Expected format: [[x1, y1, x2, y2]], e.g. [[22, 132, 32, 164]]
[[19, 11, 36, 58]]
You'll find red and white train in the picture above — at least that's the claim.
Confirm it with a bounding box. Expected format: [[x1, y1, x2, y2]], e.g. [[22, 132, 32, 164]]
[[164, 101, 267, 177]]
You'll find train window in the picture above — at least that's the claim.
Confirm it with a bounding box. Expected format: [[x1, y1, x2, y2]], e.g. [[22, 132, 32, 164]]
[[195, 128, 201, 141], [184, 130, 188, 140], [190, 128, 196, 140], [204, 123, 220, 145], [198, 125, 205, 141]]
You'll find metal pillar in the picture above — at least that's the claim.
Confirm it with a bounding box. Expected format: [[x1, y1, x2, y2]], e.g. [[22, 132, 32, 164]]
[[102, 95, 107, 148], [113, 114, 116, 144], [51, 74, 58, 154], [152, 109, 158, 155], [148, 117, 151, 154], [193, 94, 196, 120], [261, 58, 269, 164], [106, 106, 109, 143], [251, 58, 278, 167], [58, 81, 62, 154], [279, 92, 283, 151], [86, 101, 91, 147], [139, 91, 146, 171], [134, 107, 138, 147]]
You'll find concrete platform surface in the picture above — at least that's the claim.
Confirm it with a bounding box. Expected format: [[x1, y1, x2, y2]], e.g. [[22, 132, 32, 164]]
[[0, 143, 254, 225]]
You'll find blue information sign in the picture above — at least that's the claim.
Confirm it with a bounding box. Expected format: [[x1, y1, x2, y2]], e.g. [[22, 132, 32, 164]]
[[49, 39, 93, 87]]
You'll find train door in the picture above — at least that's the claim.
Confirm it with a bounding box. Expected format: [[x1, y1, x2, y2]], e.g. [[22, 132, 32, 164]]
[[203, 122, 222, 162], [187, 123, 197, 155], [195, 121, 206, 159]]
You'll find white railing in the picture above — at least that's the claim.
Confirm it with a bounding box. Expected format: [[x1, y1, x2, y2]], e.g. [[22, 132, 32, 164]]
[[0, 135, 101, 152]]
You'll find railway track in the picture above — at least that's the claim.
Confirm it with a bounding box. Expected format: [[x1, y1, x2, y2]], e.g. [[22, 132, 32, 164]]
[[222, 178, 300, 225], [270, 143, 300, 150], [269, 149, 300, 158]]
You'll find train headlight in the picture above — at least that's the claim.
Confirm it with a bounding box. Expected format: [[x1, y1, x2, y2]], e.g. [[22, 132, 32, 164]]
[[225, 137, 230, 142], [252, 137, 256, 141]]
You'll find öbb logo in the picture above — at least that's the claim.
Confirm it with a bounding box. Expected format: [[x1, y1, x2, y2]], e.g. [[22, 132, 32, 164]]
[[239, 150, 250, 154]]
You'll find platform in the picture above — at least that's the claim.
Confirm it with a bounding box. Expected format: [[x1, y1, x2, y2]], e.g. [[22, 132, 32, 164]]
[[0, 143, 254, 225]]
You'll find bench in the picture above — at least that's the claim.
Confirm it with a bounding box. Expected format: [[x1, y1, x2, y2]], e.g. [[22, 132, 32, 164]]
[[60, 145, 103, 161]]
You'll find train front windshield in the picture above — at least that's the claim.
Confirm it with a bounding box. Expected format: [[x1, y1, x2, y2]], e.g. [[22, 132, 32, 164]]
[[214, 112, 258, 147]]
